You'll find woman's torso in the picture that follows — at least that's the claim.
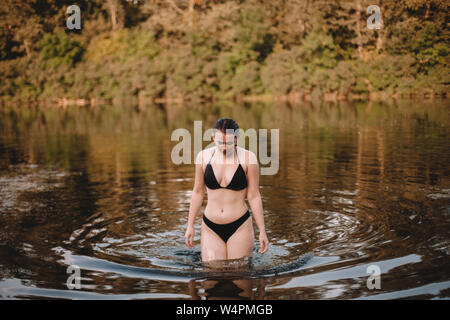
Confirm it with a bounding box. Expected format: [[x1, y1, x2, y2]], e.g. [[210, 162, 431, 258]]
[[203, 146, 249, 224]]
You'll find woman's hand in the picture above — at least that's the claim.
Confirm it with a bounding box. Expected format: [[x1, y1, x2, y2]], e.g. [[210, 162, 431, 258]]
[[258, 230, 269, 254], [185, 226, 195, 249]]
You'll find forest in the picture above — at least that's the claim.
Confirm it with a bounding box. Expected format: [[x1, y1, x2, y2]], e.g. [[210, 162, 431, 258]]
[[0, 0, 448, 104]]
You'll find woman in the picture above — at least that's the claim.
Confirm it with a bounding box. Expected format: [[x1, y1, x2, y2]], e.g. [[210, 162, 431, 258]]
[[185, 118, 269, 264]]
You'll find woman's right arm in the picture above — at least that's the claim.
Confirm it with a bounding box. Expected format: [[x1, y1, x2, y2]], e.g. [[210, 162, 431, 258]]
[[185, 151, 206, 248]]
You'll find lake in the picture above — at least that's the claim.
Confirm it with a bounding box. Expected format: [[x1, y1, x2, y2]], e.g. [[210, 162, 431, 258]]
[[0, 100, 449, 299]]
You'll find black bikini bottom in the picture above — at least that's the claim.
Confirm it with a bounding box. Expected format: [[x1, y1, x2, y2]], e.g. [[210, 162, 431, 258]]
[[203, 210, 251, 243]]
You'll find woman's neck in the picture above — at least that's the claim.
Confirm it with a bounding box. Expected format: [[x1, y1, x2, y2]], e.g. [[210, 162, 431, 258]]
[[216, 146, 237, 162]]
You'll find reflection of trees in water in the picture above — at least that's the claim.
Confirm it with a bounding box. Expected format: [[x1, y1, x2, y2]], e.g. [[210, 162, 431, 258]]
[[0, 101, 449, 297], [189, 277, 268, 300], [187, 254, 305, 299], [0, 133, 99, 285]]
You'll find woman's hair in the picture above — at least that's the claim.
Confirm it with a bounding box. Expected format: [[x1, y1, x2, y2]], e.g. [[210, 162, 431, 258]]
[[213, 118, 240, 138]]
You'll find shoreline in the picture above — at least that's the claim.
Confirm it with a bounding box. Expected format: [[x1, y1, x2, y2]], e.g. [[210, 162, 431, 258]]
[[0, 90, 447, 107]]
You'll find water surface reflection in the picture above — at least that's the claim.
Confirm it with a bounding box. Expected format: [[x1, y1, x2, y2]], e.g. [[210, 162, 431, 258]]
[[0, 100, 449, 299]]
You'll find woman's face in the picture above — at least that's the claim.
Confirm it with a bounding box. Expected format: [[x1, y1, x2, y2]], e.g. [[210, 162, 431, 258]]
[[213, 130, 236, 156]]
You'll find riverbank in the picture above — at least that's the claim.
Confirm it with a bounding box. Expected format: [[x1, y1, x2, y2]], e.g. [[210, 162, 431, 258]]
[[1, 90, 447, 108]]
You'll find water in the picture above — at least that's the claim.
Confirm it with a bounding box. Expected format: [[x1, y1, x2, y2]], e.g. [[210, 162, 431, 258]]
[[0, 100, 449, 299]]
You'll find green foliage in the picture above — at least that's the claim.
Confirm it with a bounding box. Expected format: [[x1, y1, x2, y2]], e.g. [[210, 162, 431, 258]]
[[38, 31, 85, 69], [84, 30, 127, 62], [85, 28, 160, 62], [412, 24, 449, 71], [235, 5, 275, 62], [352, 55, 419, 93], [298, 21, 339, 69], [0, 0, 448, 101], [261, 20, 342, 94], [260, 49, 295, 94]]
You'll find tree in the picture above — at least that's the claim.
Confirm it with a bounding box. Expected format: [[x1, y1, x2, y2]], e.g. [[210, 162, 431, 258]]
[[105, 0, 125, 30], [0, 1, 43, 58]]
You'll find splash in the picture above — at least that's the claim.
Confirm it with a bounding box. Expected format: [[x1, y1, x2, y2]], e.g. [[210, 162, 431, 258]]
[[55, 246, 314, 281]]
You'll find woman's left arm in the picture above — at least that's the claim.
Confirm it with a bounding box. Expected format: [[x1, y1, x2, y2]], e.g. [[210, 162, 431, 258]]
[[246, 151, 269, 254]]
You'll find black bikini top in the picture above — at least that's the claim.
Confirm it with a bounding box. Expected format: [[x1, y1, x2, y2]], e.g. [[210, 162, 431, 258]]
[[204, 146, 248, 191]]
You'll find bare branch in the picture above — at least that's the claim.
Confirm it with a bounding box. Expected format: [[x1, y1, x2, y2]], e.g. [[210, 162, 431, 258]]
[[165, 0, 185, 15]]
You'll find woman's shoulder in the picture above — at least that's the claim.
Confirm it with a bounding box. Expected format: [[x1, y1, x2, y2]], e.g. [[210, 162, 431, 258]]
[[237, 146, 257, 165], [196, 147, 214, 165]]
